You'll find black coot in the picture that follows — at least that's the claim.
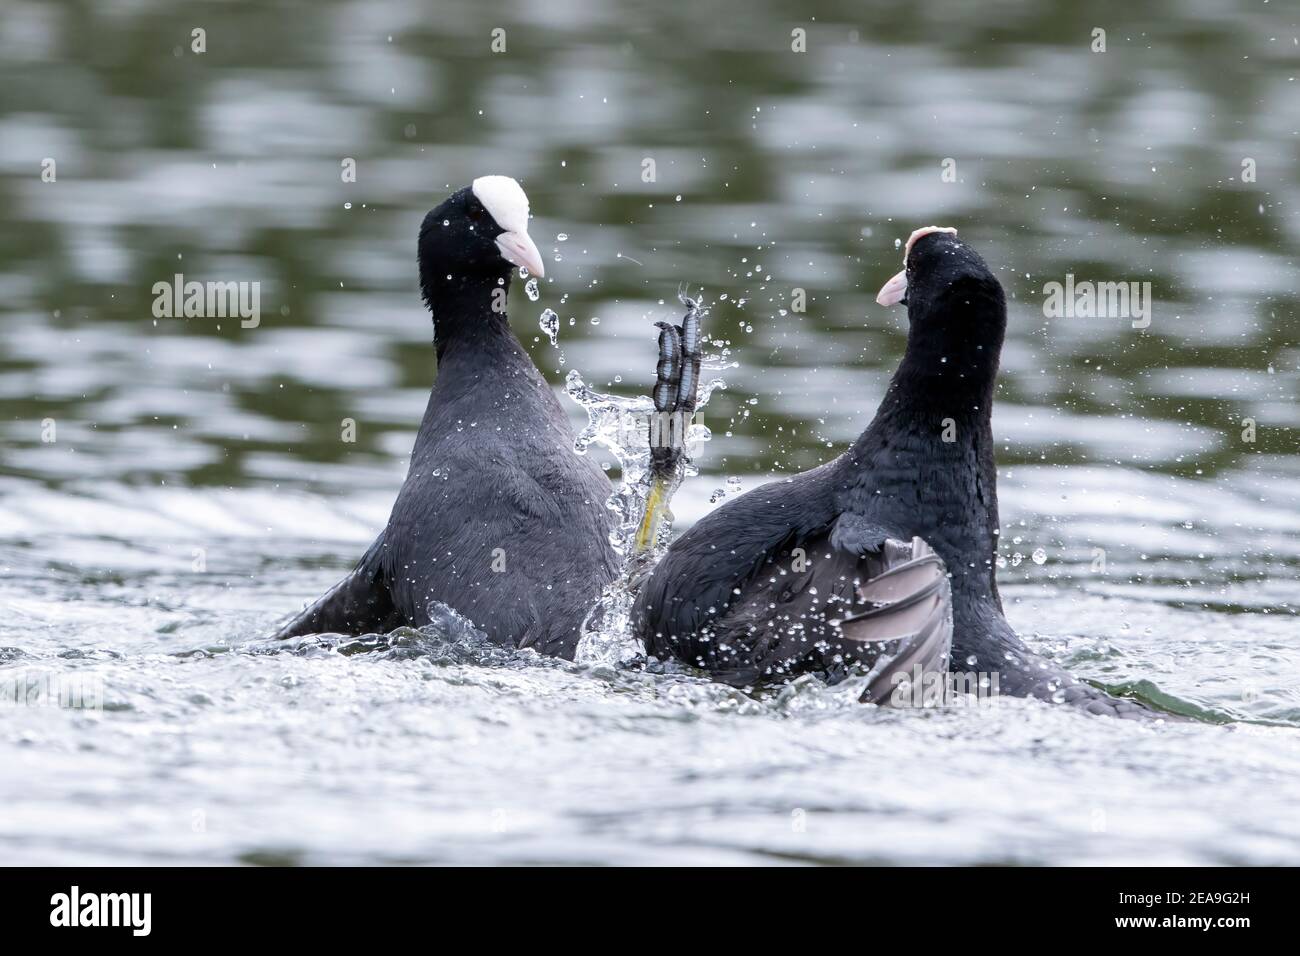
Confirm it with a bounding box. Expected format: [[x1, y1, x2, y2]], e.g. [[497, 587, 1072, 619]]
[[633, 227, 1158, 717], [275, 176, 617, 655]]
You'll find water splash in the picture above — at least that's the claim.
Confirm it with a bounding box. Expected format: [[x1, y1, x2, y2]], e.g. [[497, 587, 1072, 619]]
[[538, 309, 559, 346], [525, 277, 541, 301], [567, 296, 728, 665]]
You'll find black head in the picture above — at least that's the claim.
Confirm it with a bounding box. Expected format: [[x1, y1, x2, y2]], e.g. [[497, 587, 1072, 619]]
[[417, 175, 544, 313], [877, 227, 1006, 391]]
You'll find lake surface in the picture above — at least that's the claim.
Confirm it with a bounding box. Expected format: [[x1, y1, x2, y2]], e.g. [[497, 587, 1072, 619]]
[[1, 0, 1298, 865]]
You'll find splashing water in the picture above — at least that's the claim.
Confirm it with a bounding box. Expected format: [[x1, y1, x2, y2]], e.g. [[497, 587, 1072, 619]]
[[525, 278, 541, 301], [566, 370, 657, 555], [567, 298, 729, 665], [538, 309, 559, 346]]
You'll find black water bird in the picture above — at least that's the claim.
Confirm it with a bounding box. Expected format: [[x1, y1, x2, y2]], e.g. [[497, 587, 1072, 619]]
[[275, 176, 617, 655], [632, 227, 1157, 717]]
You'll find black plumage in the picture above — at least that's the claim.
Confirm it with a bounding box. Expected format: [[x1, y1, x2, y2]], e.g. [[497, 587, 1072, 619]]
[[275, 179, 617, 655], [633, 229, 1157, 718]]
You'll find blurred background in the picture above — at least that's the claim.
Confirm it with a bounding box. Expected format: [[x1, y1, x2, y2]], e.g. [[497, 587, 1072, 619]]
[[2, 0, 1296, 496], [0, 0, 1298, 865]]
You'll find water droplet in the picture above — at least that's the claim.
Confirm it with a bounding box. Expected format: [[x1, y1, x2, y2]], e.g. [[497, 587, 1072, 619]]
[[1031, 548, 1047, 565], [525, 278, 540, 301], [538, 309, 559, 346], [556, 233, 568, 241]]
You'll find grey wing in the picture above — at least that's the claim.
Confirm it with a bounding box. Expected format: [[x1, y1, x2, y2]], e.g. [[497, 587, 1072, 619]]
[[843, 538, 954, 704], [272, 534, 406, 639], [702, 533, 952, 704]]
